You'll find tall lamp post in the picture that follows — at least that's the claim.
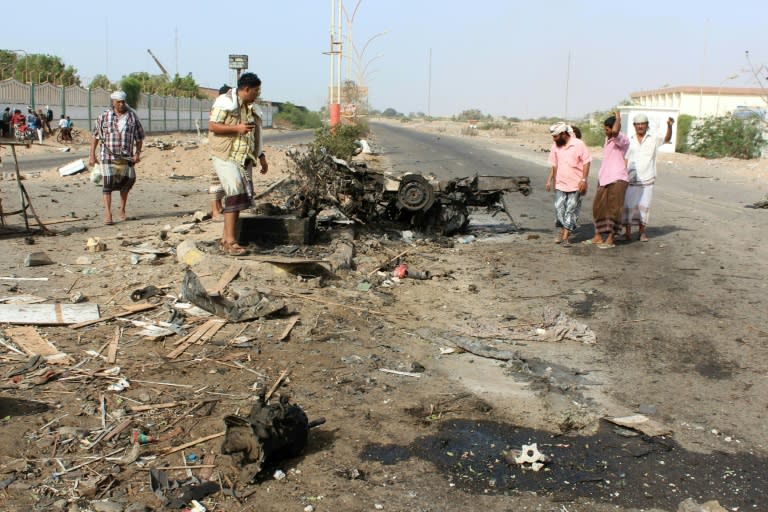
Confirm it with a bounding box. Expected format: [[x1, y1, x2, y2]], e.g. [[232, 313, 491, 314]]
[[9, 49, 30, 83], [715, 73, 739, 116]]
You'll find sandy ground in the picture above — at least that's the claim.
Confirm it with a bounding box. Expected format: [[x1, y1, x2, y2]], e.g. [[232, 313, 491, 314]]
[[0, 124, 766, 512]]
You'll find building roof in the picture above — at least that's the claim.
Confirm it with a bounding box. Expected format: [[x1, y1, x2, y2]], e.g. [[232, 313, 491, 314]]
[[631, 86, 767, 98]]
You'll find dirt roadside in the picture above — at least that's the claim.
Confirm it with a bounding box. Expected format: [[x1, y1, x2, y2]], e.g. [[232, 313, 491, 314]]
[[0, 125, 766, 512]]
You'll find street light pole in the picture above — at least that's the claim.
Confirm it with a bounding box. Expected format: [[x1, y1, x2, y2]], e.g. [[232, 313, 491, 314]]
[[9, 49, 29, 83], [716, 73, 739, 116]]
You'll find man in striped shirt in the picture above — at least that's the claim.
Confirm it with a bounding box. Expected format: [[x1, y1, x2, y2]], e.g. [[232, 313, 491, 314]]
[[89, 90, 145, 225]]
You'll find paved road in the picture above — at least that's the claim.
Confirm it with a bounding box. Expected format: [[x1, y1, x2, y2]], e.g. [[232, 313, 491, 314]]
[[369, 121, 764, 239]]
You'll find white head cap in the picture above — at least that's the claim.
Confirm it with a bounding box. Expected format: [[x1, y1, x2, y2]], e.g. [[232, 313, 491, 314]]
[[110, 90, 127, 101]]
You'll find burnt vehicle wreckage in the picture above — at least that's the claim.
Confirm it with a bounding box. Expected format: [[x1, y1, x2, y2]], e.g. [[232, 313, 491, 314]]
[[282, 147, 532, 237]]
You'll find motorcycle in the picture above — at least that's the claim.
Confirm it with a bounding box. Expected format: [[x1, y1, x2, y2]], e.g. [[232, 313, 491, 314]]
[[14, 124, 36, 143]]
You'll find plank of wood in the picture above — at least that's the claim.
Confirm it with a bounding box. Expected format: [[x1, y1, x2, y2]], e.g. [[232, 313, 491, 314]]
[[278, 314, 300, 341], [41, 216, 81, 226], [70, 303, 156, 329], [126, 399, 209, 413], [166, 319, 225, 359], [5, 326, 61, 356], [106, 326, 120, 364], [172, 318, 221, 347], [159, 431, 225, 457], [0, 303, 100, 325], [208, 264, 241, 296]]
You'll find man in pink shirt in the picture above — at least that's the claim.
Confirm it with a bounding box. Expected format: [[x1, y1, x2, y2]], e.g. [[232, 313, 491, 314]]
[[587, 111, 629, 248], [546, 122, 592, 247]]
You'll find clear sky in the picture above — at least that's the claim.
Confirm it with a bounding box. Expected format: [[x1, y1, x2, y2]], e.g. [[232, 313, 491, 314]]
[[4, 0, 766, 119]]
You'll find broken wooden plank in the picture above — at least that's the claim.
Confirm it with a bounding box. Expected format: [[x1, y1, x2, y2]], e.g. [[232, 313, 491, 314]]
[[5, 326, 61, 357], [278, 315, 300, 341], [0, 303, 99, 325], [265, 369, 290, 402], [366, 249, 409, 277], [126, 399, 217, 413], [159, 431, 225, 457], [106, 326, 121, 364], [70, 303, 156, 329], [166, 319, 226, 359], [101, 419, 133, 443], [208, 264, 241, 297], [379, 368, 423, 378], [172, 318, 223, 347], [40, 216, 82, 226]]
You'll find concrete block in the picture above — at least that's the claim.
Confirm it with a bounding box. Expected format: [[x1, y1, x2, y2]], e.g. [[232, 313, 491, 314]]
[[237, 213, 316, 245]]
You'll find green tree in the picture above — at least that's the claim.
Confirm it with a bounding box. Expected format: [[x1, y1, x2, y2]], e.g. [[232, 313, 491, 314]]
[[455, 109, 486, 121], [0, 50, 78, 85], [89, 74, 114, 90], [382, 108, 400, 117], [120, 77, 142, 109]]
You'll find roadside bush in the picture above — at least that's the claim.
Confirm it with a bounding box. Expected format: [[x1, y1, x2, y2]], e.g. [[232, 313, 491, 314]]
[[581, 124, 605, 147], [311, 122, 369, 161], [688, 116, 766, 159], [273, 102, 322, 129], [675, 114, 694, 153], [478, 121, 510, 130]]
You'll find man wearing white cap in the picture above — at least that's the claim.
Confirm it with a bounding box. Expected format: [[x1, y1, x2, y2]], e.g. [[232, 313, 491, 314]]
[[546, 122, 592, 246], [89, 90, 145, 225], [622, 114, 673, 242]]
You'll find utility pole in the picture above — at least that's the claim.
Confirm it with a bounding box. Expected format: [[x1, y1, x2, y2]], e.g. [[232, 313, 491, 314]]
[[326, 0, 343, 127], [564, 49, 571, 120], [427, 48, 432, 118]]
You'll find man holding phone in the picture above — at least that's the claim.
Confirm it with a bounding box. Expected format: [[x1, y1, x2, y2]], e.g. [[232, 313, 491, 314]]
[[208, 72, 268, 256]]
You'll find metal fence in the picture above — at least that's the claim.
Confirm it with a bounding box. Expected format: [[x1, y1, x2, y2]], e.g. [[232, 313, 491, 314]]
[[0, 79, 221, 134]]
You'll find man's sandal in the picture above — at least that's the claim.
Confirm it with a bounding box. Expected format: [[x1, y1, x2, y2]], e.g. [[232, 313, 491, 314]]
[[219, 240, 248, 256]]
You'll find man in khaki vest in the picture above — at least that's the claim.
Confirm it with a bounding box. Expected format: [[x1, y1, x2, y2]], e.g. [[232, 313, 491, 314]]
[[208, 73, 268, 256]]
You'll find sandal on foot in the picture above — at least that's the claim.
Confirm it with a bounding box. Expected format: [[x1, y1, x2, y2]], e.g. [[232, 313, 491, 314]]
[[220, 240, 248, 256]]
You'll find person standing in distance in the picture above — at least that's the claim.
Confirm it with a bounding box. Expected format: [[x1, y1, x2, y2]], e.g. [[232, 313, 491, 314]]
[[89, 90, 145, 225], [622, 114, 673, 242], [545, 122, 592, 246], [208, 73, 268, 256], [587, 111, 629, 248]]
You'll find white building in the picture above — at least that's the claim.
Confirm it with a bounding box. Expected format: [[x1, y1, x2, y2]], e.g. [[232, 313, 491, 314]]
[[630, 86, 766, 118]]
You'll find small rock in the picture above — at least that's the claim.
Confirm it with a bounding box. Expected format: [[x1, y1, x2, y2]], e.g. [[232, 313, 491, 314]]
[[91, 500, 124, 512], [52, 499, 69, 512], [193, 210, 210, 222], [70, 291, 86, 304], [304, 506, 315, 512], [76, 255, 94, 265], [273, 469, 286, 480], [677, 498, 728, 512], [86, 237, 107, 253], [24, 251, 54, 267], [374, 504, 384, 510]]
